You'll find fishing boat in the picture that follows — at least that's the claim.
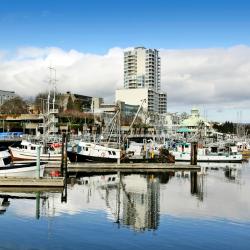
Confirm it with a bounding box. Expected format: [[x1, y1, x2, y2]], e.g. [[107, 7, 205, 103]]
[[9, 140, 61, 161], [69, 141, 120, 163], [236, 141, 250, 158], [122, 141, 175, 163], [8, 68, 62, 163], [170, 142, 243, 163], [0, 150, 45, 177]]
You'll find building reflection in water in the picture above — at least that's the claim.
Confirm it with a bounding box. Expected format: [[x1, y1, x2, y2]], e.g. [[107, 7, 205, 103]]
[[121, 174, 160, 231], [0, 170, 202, 232], [1, 164, 244, 229], [79, 170, 202, 232]]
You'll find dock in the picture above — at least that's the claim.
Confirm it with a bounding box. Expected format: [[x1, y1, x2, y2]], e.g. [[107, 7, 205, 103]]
[[0, 177, 65, 187], [46, 162, 201, 174]]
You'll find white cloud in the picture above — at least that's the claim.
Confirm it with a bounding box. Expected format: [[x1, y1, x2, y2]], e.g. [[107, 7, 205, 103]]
[[0, 45, 250, 120], [160, 45, 250, 110], [0, 47, 124, 101]]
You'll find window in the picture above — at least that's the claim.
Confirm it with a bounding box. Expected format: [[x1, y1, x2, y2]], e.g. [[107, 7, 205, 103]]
[[112, 151, 116, 155], [3, 157, 11, 165], [31, 146, 36, 150]]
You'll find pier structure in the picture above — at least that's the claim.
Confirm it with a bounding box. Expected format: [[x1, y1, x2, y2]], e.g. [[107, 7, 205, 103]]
[[46, 162, 201, 174]]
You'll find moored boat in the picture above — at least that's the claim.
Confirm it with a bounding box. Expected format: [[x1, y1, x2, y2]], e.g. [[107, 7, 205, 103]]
[[68, 141, 120, 163], [9, 140, 61, 162], [170, 142, 243, 163], [0, 150, 45, 177]]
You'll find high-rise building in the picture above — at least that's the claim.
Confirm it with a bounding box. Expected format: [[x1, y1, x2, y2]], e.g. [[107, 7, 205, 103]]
[[124, 47, 161, 92], [116, 47, 167, 115]]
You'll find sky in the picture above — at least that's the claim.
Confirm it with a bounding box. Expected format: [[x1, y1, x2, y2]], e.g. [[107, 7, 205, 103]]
[[0, 0, 250, 122]]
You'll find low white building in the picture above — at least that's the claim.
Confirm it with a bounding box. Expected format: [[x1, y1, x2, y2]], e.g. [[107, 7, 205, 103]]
[[116, 88, 167, 114], [115, 88, 149, 112]]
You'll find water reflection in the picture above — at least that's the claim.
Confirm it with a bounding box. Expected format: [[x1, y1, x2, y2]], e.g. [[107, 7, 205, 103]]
[[0, 192, 45, 218], [0, 162, 249, 232], [0, 196, 10, 214], [120, 174, 160, 231]]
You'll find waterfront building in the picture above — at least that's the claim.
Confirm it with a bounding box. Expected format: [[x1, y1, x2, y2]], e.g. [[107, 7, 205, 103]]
[[0, 114, 43, 134], [0, 90, 16, 106], [116, 47, 167, 116], [178, 107, 214, 137], [59, 91, 93, 112]]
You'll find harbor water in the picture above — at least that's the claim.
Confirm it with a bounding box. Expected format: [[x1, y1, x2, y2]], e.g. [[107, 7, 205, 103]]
[[0, 162, 250, 250]]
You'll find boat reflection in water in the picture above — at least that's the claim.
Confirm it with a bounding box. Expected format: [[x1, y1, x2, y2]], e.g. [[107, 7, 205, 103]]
[[0, 162, 249, 250], [57, 170, 204, 232], [0, 192, 51, 219], [0, 170, 202, 232], [79, 173, 161, 231], [0, 161, 248, 230]]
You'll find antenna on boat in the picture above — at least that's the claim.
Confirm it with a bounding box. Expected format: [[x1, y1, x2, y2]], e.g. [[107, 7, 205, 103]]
[[48, 66, 57, 111], [47, 66, 52, 113]]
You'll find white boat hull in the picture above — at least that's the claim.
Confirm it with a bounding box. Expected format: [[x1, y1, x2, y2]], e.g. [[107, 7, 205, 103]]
[[172, 152, 243, 163], [9, 147, 61, 161], [72, 141, 120, 163], [0, 164, 45, 177]]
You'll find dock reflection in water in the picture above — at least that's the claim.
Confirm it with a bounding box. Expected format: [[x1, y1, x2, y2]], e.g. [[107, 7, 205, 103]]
[[0, 162, 249, 250]]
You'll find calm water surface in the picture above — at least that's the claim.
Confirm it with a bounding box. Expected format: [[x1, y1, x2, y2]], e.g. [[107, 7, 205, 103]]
[[0, 162, 250, 250]]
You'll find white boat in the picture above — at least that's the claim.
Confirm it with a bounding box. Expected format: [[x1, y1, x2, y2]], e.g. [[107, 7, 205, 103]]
[[236, 141, 250, 157], [9, 140, 62, 161], [71, 141, 120, 163], [170, 142, 243, 163], [0, 150, 45, 177]]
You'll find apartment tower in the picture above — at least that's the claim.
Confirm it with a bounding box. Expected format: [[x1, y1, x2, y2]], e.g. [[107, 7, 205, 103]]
[[116, 47, 167, 114]]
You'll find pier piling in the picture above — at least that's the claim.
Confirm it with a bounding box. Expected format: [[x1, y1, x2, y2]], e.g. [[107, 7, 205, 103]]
[[190, 142, 198, 165], [36, 145, 41, 179]]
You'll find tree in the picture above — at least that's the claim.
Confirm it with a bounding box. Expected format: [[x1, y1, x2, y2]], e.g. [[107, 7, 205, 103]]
[[213, 121, 236, 134], [66, 95, 75, 110], [34, 91, 61, 113], [34, 92, 49, 113], [0, 96, 28, 114], [58, 110, 94, 132]]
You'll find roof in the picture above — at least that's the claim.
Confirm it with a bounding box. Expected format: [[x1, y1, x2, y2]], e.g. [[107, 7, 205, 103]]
[[181, 116, 210, 127], [177, 127, 192, 133]]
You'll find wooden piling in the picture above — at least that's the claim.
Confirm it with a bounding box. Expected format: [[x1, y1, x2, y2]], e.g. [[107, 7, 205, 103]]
[[60, 133, 65, 176], [190, 142, 198, 165]]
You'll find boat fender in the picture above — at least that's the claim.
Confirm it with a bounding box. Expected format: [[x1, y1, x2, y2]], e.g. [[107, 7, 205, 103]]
[[101, 152, 105, 157], [50, 170, 60, 177]]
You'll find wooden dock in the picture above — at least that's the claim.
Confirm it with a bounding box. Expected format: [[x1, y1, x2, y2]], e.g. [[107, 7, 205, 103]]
[[0, 177, 65, 187], [46, 162, 201, 174]]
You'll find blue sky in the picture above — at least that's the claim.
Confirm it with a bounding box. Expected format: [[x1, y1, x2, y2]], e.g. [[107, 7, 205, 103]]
[[1, 0, 250, 52], [1, 0, 250, 122]]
